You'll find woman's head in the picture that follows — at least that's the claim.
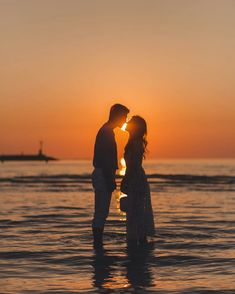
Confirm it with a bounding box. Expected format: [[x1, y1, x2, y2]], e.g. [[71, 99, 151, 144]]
[[126, 116, 147, 138], [126, 115, 148, 156]]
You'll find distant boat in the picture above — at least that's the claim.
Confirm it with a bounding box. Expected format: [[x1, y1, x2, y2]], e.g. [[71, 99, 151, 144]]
[[0, 142, 58, 162]]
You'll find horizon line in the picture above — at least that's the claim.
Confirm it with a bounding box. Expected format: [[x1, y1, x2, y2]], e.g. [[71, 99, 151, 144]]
[[57, 157, 235, 160]]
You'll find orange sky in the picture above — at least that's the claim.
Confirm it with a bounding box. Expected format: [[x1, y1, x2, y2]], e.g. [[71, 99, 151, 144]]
[[0, 0, 234, 159]]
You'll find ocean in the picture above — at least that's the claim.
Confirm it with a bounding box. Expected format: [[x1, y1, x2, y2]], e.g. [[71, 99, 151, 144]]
[[0, 159, 235, 293]]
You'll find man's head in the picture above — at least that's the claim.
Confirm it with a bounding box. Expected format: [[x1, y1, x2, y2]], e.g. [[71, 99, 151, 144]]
[[109, 103, 129, 128]]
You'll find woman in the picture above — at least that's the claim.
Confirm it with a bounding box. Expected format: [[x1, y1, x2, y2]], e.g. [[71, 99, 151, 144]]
[[121, 116, 155, 246]]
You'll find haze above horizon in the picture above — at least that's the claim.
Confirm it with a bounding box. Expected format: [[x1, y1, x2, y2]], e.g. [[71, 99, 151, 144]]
[[0, 0, 234, 159]]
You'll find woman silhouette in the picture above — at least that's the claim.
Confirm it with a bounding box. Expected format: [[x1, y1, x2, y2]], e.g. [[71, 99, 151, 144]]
[[121, 116, 155, 246]]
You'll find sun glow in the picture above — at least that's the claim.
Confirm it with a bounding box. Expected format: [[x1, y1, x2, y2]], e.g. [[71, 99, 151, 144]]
[[121, 123, 127, 131], [120, 157, 126, 168]]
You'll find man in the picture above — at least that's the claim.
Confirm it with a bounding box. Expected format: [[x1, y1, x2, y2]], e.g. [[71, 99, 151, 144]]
[[92, 103, 129, 248]]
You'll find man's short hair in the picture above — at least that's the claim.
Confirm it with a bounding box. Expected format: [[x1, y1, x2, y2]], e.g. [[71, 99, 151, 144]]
[[109, 103, 129, 121]]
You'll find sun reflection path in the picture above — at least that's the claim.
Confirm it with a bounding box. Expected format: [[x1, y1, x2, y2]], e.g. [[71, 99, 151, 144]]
[[119, 157, 126, 176], [117, 157, 127, 219]]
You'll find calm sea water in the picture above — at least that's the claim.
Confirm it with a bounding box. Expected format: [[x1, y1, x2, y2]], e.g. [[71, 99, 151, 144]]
[[0, 159, 235, 294]]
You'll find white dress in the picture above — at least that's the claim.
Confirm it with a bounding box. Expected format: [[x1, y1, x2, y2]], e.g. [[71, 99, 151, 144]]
[[121, 141, 155, 241]]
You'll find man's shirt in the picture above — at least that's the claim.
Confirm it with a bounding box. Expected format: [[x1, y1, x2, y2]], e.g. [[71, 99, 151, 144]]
[[93, 123, 118, 172]]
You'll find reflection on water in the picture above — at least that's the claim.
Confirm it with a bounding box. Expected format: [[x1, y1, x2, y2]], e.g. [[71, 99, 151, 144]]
[[125, 243, 155, 290], [92, 243, 155, 293], [92, 247, 127, 291], [0, 160, 235, 293]]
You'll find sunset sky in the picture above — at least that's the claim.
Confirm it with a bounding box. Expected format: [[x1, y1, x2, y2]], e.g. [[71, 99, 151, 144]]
[[0, 0, 234, 159]]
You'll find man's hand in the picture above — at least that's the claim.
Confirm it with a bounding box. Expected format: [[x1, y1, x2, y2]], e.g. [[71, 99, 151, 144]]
[[102, 168, 116, 192]]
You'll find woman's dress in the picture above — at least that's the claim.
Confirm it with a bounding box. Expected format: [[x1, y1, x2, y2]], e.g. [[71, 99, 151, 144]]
[[121, 142, 155, 241]]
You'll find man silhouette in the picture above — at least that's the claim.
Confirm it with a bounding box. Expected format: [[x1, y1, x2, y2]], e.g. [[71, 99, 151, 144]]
[[92, 104, 129, 248]]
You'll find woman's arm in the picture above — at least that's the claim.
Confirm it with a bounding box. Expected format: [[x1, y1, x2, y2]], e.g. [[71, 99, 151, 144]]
[[120, 145, 143, 193]]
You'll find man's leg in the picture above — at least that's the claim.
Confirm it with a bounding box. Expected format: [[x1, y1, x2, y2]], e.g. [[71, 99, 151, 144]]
[[92, 189, 112, 229], [92, 169, 112, 247]]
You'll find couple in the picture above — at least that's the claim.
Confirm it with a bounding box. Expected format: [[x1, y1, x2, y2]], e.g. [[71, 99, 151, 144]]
[[92, 104, 155, 248]]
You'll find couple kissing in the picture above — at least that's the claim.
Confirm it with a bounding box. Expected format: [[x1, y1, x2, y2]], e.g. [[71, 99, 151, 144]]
[[92, 103, 155, 249]]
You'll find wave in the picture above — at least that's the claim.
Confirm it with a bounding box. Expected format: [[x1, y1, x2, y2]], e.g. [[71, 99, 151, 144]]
[[0, 173, 234, 185]]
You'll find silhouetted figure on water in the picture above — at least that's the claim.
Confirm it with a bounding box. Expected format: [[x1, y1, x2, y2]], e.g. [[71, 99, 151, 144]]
[[121, 116, 155, 246], [92, 104, 129, 248]]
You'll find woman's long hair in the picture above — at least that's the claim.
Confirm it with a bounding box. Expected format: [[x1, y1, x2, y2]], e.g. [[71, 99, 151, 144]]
[[126, 116, 148, 158]]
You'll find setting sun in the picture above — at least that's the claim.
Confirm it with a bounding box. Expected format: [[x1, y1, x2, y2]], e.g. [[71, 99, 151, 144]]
[[121, 123, 127, 132]]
